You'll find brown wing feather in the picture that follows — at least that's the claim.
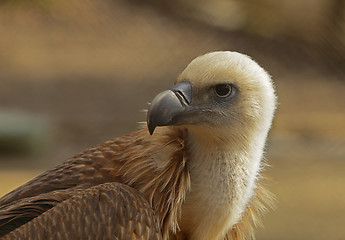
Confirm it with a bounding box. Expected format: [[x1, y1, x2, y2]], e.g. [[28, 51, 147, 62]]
[[0, 128, 190, 239], [2, 183, 162, 240], [0, 140, 120, 236], [0, 144, 117, 207], [0, 185, 91, 236]]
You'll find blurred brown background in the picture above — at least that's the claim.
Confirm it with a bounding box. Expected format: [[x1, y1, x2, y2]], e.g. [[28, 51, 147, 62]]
[[0, 0, 344, 239]]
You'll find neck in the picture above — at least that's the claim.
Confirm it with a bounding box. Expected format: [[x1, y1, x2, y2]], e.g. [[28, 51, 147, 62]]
[[179, 127, 266, 240], [187, 126, 264, 192]]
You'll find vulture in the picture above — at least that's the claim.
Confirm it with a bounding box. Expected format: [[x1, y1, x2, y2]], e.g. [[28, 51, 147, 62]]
[[0, 51, 277, 240]]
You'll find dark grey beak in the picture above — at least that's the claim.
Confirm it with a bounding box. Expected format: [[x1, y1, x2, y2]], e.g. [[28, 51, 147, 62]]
[[147, 81, 192, 135]]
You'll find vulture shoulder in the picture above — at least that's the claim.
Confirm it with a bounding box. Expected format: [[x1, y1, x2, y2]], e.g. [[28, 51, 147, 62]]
[[0, 128, 190, 239]]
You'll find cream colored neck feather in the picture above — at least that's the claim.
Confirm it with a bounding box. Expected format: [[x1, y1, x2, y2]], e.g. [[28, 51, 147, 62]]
[[179, 128, 267, 240]]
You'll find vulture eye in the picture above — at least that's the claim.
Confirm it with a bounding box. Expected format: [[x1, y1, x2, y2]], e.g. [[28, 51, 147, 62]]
[[214, 84, 232, 98]]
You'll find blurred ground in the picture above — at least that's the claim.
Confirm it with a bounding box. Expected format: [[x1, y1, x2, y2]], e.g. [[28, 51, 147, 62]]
[[0, 0, 344, 239]]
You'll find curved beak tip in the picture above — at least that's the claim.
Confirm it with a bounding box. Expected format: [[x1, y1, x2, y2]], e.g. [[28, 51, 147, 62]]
[[148, 125, 155, 135], [147, 118, 156, 135], [147, 90, 183, 135]]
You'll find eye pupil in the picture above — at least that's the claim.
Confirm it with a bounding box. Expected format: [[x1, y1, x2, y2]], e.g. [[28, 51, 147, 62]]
[[215, 84, 232, 97]]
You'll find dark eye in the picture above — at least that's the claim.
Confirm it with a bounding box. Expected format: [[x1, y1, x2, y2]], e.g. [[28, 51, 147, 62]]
[[214, 84, 232, 98]]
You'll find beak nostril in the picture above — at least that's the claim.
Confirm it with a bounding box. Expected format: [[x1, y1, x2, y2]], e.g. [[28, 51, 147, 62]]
[[175, 91, 189, 107], [169, 81, 192, 106]]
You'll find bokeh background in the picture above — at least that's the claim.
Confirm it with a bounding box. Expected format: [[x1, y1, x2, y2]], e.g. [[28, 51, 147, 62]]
[[0, 0, 344, 239]]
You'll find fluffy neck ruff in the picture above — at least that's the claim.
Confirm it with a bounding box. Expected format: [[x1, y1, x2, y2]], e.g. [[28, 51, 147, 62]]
[[115, 128, 191, 240]]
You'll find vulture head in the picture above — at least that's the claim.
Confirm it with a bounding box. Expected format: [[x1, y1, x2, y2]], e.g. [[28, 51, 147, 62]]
[[148, 51, 276, 145]]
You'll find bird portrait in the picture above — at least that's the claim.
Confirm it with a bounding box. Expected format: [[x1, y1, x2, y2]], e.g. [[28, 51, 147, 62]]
[[0, 51, 277, 240]]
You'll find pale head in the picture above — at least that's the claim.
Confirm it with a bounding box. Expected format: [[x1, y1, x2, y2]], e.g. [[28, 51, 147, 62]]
[[148, 51, 277, 143]]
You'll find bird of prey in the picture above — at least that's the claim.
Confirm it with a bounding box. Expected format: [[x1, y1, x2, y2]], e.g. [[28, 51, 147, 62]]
[[0, 51, 277, 240]]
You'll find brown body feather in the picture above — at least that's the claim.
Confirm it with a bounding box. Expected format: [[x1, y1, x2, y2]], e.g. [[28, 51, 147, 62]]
[[3, 183, 162, 240], [0, 128, 191, 239]]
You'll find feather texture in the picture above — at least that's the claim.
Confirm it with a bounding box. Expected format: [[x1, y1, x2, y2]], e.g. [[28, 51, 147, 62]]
[[0, 128, 190, 240], [2, 183, 162, 240], [225, 174, 275, 240]]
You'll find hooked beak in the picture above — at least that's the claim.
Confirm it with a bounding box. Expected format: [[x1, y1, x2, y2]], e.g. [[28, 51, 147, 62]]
[[147, 81, 192, 135]]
